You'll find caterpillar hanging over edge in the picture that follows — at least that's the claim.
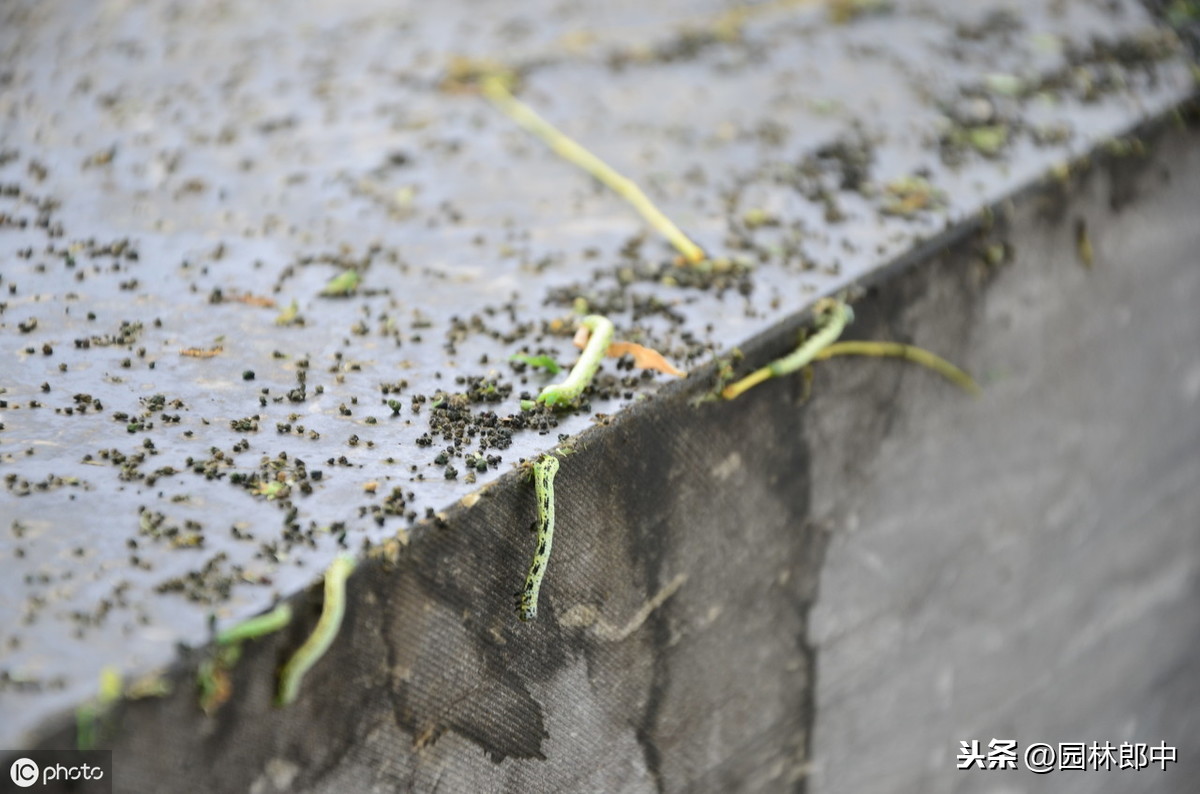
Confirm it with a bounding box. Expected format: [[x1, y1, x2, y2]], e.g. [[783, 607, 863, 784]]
[[277, 553, 355, 706], [721, 298, 854, 400], [516, 454, 561, 621]]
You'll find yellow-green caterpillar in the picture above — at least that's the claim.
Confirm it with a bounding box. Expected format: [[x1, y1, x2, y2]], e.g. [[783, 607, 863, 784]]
[[216, 603, 293, 646], [277, 554, 354, 706], [516, 454, 560, 621], [535, 315, 614, 407], [721, 298, 854, 400]]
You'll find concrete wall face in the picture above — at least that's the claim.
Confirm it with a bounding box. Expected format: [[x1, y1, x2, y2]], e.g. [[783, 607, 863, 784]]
[[807, 124, 1200, 794]]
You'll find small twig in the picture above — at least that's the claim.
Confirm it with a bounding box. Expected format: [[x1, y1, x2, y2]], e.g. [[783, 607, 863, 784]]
[[480, 76, 706, 265], [596, 574, 687, 642]]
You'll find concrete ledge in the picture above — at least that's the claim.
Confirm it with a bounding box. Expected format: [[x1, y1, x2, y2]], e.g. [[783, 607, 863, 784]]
[[1, 1, 1198, 791], [14, 102, 1197, 793]]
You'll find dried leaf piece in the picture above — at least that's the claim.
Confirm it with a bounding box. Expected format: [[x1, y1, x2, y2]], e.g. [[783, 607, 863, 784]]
[[181, 346, 224, 358], [226, 291, 276, 308], [606, 341, 686, 377], [880, 176, 944, 217], [573, 331, 686, 377]]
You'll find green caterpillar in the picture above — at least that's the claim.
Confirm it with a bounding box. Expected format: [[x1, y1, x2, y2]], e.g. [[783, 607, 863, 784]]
[[217, 603, 293, 646], [535, 315, 614, 407], [516, 454, 561, 621], [277, 554, 354, 706], [721, 298, 854, 400]]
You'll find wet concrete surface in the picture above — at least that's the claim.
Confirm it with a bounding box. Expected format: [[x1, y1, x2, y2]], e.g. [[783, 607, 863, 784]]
[[0, 0, 1196, 765]]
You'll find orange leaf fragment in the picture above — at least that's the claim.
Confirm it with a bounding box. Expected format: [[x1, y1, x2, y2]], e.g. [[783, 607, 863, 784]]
[[180, 346, 224, 358], [607, 341, 686, 377], [230, 292, 276, 308], [574, 330, 685, 377]]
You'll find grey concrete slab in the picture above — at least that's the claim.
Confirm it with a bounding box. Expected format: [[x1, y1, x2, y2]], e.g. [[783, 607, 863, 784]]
[[0, 0, 1196, 788]]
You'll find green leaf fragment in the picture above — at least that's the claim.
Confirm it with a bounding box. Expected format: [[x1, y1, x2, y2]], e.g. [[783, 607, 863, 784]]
[[275, 299, 300, 325], [509, 353, 562, 374], [967, 125, 1008, 155], [983, 73, 1024, 97], [320, 270, 360, 296]]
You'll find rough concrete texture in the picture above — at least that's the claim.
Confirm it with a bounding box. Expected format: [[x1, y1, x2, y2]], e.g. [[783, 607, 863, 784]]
[[17, 112, 1198, 793], [1, 0, 1199, 791], [807, 122, 1200, 793]]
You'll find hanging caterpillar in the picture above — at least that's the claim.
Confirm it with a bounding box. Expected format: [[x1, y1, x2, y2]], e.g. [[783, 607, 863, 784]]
[[721, 298, 854, 400], [516, 454, 561, 621], [277, 553, 354, 706]]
